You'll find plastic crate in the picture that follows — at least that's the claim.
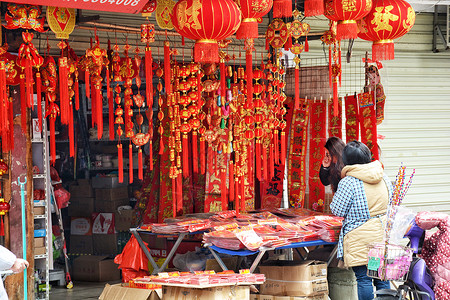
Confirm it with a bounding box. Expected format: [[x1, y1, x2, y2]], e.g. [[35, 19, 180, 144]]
[[367, 243, 413, 281]]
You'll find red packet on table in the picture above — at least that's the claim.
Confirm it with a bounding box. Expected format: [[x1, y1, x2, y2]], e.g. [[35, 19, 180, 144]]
[[234, 227, 264, 251], [188, 220, 211, 232], [217, 210, 237, 219]]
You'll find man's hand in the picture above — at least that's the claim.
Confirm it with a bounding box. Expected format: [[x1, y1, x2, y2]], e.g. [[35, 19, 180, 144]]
[[10, 259, 29, 273]]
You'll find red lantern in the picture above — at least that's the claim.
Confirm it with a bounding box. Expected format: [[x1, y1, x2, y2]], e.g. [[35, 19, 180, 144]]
[[324, 0, 372, 40], [358, 0, 415, 61], [0, 198, 10, 236], [0, 160, 8, 175], [236, 0, 273, 39], [171, 0, 242, 63]]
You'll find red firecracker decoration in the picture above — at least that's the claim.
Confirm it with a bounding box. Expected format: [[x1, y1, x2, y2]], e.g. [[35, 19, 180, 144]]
[[236, 0, 273, 39], [171, 0, 242, 63], [324, 0, 372, 40], [358, 0, 415, 61]]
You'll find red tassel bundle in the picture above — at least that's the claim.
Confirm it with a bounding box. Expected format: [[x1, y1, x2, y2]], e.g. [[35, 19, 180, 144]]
[[97, 86, 103, 140], [333, 81, 339, 117], [372, 41, 395, 61], [235, 176, 239, 214], [274, 130, 279, 163], [192, 131, 198, 174], [20, 75, 27, 133], [118, 144, 123, 183], [129, 143, 133, 184], [269, 144, 275, 180], [149, 140, 153, 171], [164, 42, 172, 95], [305, 36, 309, 52], [25, 60, 33, 109], [304, 0, 324, 17], [107, 68, 114, 141], [176, 174, 182, 215], [138, 148, 143, 180], [273, 0, 293, 18], [295, 67, 300, 110], [91, 79, 96, 128], [200, 137, 206, 174], [328, 47, 332, 89], [69, 102, 75, 157], [172, 178, 176, 217], [182, 134, 189, 178], [85, 70, 90, 99], [59, 58, 69, 125], [36, 72, 42, 131], [145, 46, 153, 107], [221, 169, 227, 211], [229, 161, 234, 203], [220, 60, 226, 99], [337, 22, 359, 40], [246, 51, 253, 105], [74, 75, 80, 111], [8, 98, 13, 150], [262, 146, 268, 181], [280, 132, 286, 164], [256, 140, 261, 180], [50, 118, 56, 165]]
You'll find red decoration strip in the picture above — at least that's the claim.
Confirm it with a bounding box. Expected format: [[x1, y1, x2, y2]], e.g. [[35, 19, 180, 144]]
[[358, 92, 379, 160], [145, 46, 153, 107], [85, 70, 90, 100], [280, 131, 286, 164], [308, 100, 326, 212], [9, 97, 13, 150], [192, 131, 198, 174], [59, 57, 69, 125], [333, 80, 339, 117], [172, 178, 176, 217], [182, 134, 189, 178], [176, 174, 182, 215], [69, 102, 75, 157], [255, 140, 261, 181], [344, 94, 359, 143], [36, 72, 42, 131], [269, 144, 275, 180], [96, 86, 103, 140], [107, 67, 114, 141], [149, 140, 153, 171], [50, 117, 56, 165], [129, 143, 133, 184], [200, 137, 206, 174], [221, 168, 227, 211], [295, 67, 300, 110], [25, 60, 33, 108], [262, 145, 268, 181], [164, 41, 172, 95], [91, 78, 96, 128], [74, 76, 80, 111], [229, 161, 234, 204], [138, 148, 143, 180], [274, 130, 279, 164], [328, 97, 343, 139], [220, 60, 226, 99], [20, 75, 27, 133], [288, 99, 309, 208], [246, 51, 253, 105]]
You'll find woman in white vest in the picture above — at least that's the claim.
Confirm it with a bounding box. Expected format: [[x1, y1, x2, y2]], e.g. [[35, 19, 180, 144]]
[[330, 141, 393, 300]]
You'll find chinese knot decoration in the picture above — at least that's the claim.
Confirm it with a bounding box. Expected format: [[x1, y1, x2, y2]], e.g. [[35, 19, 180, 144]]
[[171, 0, 242, 63], [324, 0, 372, 40], [46, 6, 76, 39], [358, 0, 415, 61]]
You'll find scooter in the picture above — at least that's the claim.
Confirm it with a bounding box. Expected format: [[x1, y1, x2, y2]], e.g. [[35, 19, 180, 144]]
[[374, 221, 434, 300]]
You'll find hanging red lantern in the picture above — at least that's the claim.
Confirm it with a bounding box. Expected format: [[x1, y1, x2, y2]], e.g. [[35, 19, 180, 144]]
[[171, 0, 242, 63], [273, 0, 292, 18], [358, 0, 415, 61], [0, 160, 8, 175], [236, 0, 273, 39], [0, 198, 10, 236], [324, 0, 373, 40]]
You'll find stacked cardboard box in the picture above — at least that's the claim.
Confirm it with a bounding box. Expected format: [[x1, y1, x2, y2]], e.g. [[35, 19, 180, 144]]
[[69, 217, 93, 255], [258, 260, 329, 299]]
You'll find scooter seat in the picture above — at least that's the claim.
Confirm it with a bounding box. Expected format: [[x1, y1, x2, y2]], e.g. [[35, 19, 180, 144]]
[[408, 258, 435, 300]]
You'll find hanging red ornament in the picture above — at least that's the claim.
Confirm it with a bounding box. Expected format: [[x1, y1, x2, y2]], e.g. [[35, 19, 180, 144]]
[[305, 0, 324, 16], [236, 0, 273, 39], [171, 0, 242, 63], [273, 0, 292, 18], [358, 0, 415, 61], [0, 198, 10, 236], [324, 0, 372, 40]]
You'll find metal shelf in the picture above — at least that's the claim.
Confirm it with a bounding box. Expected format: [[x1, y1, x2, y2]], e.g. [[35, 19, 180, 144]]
[[34, 254, 48, 260], [34, 215, 46, 220], [33, 174, 46, 179], [32, 139, 45, 143]]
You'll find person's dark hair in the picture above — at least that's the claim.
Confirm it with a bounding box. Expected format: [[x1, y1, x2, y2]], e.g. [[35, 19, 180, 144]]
[[325, 137, 345, 193], [342, 141, 372, 166]]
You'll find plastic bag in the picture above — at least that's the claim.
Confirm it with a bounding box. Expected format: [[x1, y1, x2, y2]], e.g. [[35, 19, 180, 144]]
[[121, 268, 149, 283], [50, 166, 61, 182], [388, 206, 416, 244], [114, 235, 149, 272], [172, 247, 212, 272], [53, 184, 70, 209]]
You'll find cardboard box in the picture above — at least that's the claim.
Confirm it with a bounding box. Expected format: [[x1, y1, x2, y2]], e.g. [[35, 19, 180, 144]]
[[288, 295, 328, 300], [162, 285, 250, 300], [34, 237, 45, 248], [68, 197, 95, 217], [95, 187, 128, 202], [259, 260, 328, 297], [33, 206, 45, 215], [72, 255, 120, 282], [71, 217, 93, 235], [69, 180, 94, 198], [92, 213, 115, 234], [99, 284, 161, 300], [95, 198, 129, 213], [69, 235, 94, 255], [93, 233, 118, 255], [92, 176, 128, 189], [34, 246, 46, 256], [115, 209, 134, 232], [259, 295, 274, 300]]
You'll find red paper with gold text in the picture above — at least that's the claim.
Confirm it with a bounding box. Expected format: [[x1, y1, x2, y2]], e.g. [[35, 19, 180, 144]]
[[328, 97, 342, 139], [260, 97, 295, 210], [158, 105, 173, 222], [288, 99, 310, 208], [358, 92, 379, 161], [345, 94, 359, 143], [308, 101, 326, 212]]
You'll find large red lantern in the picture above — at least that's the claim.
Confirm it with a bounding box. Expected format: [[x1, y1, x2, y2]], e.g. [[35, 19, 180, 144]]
[[236, 0, 273, 39], [171, 0, 242, 63], [324, 0, 372, 40], [358, 0, 415, 60]]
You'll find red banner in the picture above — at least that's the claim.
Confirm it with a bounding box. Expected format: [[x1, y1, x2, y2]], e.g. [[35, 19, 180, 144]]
[[308, 100, 326, 212], [345, 94, 359, 143], [158, 103, 173, 222], [287, 99, 309, 208], [9, 0, 147, 14], [328, 97, 342, 139], [260, 98, 295, 210], [358, 92, 379, 160]]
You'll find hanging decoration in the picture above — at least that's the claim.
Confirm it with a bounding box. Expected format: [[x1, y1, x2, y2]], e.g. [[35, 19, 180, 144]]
[[155, 0, 176, 30], [265, 18, 290, 50], [321, 26, 341, 117], [308, 100, 326, 212], [273, 0, 293, 18], [328, 96, 342, 138], [235, 0, 273, 39], [0, 197, 10, 236], [357, 0, 415, 61], [112, 41, 125, 183], [46, 6, 76, 39], [304, 0, 324, 17], [344, 94, 359, 143], [358, 92, 379, 160], [324, 0, 372, 40], [287, 98, 309, 208], [290, 9, 310, 109], [171, 0, 242, 63], [141, 0, 157, 16], [366, 64, 386, 124], [4, 4, 46, 32]]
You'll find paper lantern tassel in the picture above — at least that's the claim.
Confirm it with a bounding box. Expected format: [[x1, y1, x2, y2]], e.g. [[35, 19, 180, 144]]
[[96, 86, 103, 140], [69, 102, 75, 157], [129, 143, 133, 184], [182, 134, 189, 178], [256, 140, 261, 181], [138, 148, 143, 180], [145, 46, 153, 107], [304, 0, 324, 16], [246, 51, 253, 105], [337, 21, 358, 40], [273, 0, 293, 18], [0, 216, 4, 236], [262, 146, 268, 181], [20, 75, 27, 133], [200, 137, 206, 174], [295, 66, 300, 109], [281, 131, 286, 164], [192, 131, 198, 174], [229, 161, 234, 202], [50, 117, 56, 165], [373, 41, 395, 61], [74, 76, 80, 111], [118, 144, 123, 183]]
